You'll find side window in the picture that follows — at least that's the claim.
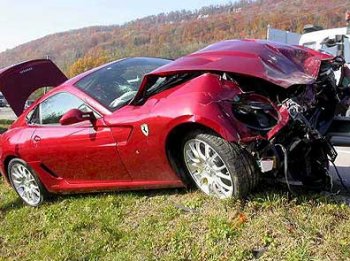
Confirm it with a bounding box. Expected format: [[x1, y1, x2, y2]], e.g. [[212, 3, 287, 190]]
[[28, 106, 40, 124], [29, 92, 93, 125], [74, 57, 171, 111]]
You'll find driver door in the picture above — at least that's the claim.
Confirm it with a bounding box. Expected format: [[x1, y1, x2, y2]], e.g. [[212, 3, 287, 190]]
[[29, 92, 130, 183]]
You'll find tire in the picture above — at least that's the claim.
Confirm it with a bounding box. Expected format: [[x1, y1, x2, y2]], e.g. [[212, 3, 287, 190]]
[[8, 158, 48, 207], [182, 131, 259, 198]]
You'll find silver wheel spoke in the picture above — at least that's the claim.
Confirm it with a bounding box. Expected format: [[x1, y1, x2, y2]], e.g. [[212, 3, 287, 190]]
[[212, 183, 224, 197], [215, 178, 232, 191], [27, 191, 33, 200], [208, 152, 219, 165], [24, 190, 29, 200], [31, 184, 40, 193], [32, 188, 41, 197], [215, 172, 232, 181], [189, 143, 200, 159], [195, 141, 206, 160], [19, 165, 26, 175], [205, 143, 210, 158], [12, 172, 22, 180], [14, 165, 21, 174], [19, 190, 26, 198], [24, 170, 31, 179], [27, 178, 35, 183], [12, 178, 22, 184], [212, 164, 226, 171], [186, 150, 200, 164]]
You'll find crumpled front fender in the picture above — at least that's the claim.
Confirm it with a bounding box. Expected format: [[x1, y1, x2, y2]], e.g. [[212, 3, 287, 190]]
[[160, 73, 290, 143]]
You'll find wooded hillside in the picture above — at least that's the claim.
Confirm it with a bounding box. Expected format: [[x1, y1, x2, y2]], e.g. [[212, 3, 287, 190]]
[[0, 0, 348, 75]]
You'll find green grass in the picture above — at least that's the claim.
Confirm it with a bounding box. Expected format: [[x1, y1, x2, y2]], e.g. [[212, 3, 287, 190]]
[[0, 120, 13, 134], [0, 121, 350, 260], [1, 180, 350, 261]]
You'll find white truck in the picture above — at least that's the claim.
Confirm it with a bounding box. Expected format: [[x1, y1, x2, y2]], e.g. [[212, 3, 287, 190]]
[[267, 19, 350, 85], [299, 27, 350, 63], [268, 19, 350, 183], [267, 12, 350, 64]]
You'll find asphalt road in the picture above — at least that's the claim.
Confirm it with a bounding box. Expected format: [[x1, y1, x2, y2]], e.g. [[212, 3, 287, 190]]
[[331, 147, 350, 188], [0, 107, 17, 121]]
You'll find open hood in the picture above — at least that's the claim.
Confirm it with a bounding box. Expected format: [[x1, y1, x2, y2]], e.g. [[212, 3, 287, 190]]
[[0, 59, 67, 116], [134, 39, 333, 102]]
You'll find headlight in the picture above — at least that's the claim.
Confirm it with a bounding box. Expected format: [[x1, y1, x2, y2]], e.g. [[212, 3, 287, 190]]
[[232, 94, 279, 133]]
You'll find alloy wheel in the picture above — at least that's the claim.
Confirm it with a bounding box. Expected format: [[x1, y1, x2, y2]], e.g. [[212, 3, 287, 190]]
[[183, 139, 234, 198], [9, 163, 42, 206]]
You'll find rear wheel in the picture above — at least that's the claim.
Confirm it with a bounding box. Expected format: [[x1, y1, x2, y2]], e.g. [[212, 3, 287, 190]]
[[182, 131, 258, 198], [8, 158, 47, 207]]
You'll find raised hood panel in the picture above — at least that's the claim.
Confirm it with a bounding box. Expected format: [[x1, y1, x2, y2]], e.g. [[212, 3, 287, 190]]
[[0, 59, 67, 116], [135, 39, 333, 101]]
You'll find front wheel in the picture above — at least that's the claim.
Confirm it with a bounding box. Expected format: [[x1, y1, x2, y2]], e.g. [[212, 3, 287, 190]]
[[8, 158, 47, 207], [182, 131, 259, 198]]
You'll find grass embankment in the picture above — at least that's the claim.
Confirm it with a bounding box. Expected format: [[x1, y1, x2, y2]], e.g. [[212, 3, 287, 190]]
[[1, 182, 350, 260], [0, 120, 350, 260], [0, 120, 13, 134]]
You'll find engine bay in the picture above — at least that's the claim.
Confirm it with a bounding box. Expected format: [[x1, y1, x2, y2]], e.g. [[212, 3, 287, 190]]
[[226, 56, 350, 192]]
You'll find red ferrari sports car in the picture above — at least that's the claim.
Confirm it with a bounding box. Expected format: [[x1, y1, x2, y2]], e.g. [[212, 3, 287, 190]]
[[0, 39, 349, 206]]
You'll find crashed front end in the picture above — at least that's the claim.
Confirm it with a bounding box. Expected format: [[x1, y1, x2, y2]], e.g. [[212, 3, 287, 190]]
[[230, 73, 340, 191], [138, 39, 350, 191], [213, 60, 347, 191]]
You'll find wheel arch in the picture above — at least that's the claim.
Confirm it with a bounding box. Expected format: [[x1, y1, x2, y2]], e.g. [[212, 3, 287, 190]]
[[2, 155, 17, 181], [166, 122, 220, 154], [165, 122, 216, 186], [164, 114, 242, 186]]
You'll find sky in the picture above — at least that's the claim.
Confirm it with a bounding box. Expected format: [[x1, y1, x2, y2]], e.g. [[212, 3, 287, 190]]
[[0, 0, 231, 52]]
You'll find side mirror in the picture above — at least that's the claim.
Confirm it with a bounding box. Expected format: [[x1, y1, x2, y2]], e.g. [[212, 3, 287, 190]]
[[59, 109, 95, 125], [321, 37, 337, 48]]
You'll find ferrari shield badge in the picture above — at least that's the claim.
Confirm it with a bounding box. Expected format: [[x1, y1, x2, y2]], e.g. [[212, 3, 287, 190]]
[[141, 124, 149, 136]]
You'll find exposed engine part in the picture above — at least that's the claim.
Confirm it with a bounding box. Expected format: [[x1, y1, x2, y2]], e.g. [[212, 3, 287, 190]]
[[228, 55, 350, 193], [275, 144, 293, 194], [258, 158, 275, 173], [283, 99, 304, 119]]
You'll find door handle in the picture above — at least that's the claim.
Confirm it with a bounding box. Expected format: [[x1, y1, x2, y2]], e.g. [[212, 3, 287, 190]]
[[33, 135, 41, 143]]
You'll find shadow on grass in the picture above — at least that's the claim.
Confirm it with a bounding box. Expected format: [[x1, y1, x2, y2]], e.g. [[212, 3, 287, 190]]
[[43, 179, 350, 208], [40, 164, 350, 206], [3, 176, 350, 209], [248, 179, 350, 207], [0, 197, 24, 213], [46, 187, 189, 205]]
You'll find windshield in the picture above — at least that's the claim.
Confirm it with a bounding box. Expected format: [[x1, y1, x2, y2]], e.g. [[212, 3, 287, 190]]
[[74, 57, 171, 111]]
